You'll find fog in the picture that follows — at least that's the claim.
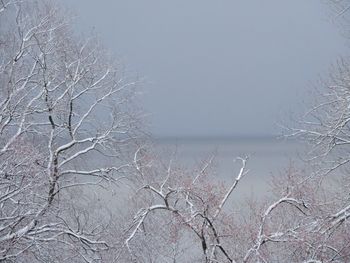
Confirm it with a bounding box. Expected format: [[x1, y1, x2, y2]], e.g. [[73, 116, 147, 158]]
[[62, 0, 348, 137]]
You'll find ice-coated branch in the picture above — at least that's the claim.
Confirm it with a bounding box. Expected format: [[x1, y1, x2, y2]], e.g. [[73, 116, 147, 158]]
[[214, 156, 248, 219]]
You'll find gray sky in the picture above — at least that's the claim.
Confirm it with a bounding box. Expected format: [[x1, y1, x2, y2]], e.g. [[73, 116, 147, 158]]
[[62, 0, 348, 137]]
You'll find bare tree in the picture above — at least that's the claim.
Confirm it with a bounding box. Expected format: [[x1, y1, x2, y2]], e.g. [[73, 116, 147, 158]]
[[116, 144, 250, 262], [0, 0, 140, 261], [276, 58, 350, 262], [232, 4, 350, 261]]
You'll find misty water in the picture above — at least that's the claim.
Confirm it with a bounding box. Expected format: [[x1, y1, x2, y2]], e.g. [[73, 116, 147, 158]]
[[154, 137, 304, 203], [91, 137, 305, 216]]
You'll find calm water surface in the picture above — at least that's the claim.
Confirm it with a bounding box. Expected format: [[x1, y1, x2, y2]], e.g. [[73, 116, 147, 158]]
[[154, 137, 304, 202], [91, 137, 305, 214]]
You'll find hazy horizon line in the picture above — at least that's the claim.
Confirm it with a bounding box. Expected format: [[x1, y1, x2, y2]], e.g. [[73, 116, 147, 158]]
[[152, 134, 296, 142]]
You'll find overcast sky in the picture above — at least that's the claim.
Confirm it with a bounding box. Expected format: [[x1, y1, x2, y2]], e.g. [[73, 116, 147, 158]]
[[62, 0, 348, 137]]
